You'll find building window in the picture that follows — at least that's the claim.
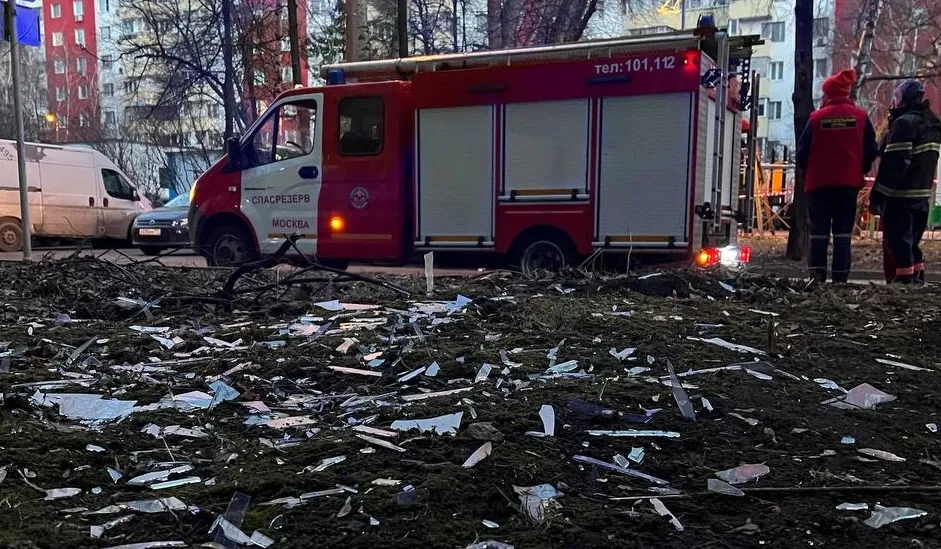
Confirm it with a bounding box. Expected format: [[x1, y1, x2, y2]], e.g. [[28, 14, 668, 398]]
[[101, 26, 111, 40], [97, 0, 110, 11], [281, 37, 291, 52], [76, 56, 87, 75], [102, 54, 113, 69], [814, 58, 829, 79], [208, 103, 221, 117], [123, 79, 138, 93], [78, 85, 88, 99], [73, 0, 83, 20], [769, 61, 784, 80], [339, 96, 384, 156], [56, 87, 66, 101], [281, 66, 293, 83], [53, 58, 65, 74], [104, 111, 116, 125], [79, 113, 88, 127], [687, 0, 702, 8], [122, 18, 141, 36], [813, 17, 829, 44], [52, 32, 64, 46], [75, 29, 86, 46], [103, 83, 115, 96], [768, 101, 783, 120], [50, 3, 62, 18], [728, 19, 738, 36], [254, 70, 265, 85], [761, 21, 785, 42], [757, 98, 767, 117]]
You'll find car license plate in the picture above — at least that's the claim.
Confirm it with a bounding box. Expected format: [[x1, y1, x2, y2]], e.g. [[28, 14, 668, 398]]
[[139, 228, 161, 236]]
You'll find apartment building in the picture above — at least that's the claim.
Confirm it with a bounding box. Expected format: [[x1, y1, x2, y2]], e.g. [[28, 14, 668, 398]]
[[42, 0, 99, 140], [626, 0, 835, 157]]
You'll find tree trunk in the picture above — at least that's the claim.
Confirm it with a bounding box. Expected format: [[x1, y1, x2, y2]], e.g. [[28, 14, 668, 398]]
[[345, 0, 359, 61], [451, 0, 460, 52], [220, 0, 237, 141], [785, 0, 814, 260], [487, 0, 502, 48]]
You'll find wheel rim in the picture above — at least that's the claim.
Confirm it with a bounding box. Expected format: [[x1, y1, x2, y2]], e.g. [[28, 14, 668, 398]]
[[213, 234, 245, 266], [0, 226, 19, 248], [522, 241, 565, 276]]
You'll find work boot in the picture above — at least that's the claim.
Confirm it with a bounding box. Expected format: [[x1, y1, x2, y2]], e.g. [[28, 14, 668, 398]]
[[893, 274, 914, 285], [810, 268, 827, 284], [915, 270, 926, 285]]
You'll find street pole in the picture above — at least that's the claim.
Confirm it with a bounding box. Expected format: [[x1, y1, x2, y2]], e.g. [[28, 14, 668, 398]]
[[4, 0, 32, 261], [286, 0, 302, 85], [397, 0, 407, 58]]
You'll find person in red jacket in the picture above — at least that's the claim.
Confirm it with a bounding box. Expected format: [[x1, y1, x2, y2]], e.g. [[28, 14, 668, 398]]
[[796, 69, 878, 283]]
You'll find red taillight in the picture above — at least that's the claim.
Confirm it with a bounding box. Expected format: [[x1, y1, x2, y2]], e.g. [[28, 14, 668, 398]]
[[739, 246, 751, 264], [696, 248, 720, 268], [683, 51, 700, 70]]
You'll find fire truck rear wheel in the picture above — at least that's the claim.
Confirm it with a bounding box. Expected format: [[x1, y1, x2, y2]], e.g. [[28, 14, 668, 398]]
[[517, 237, 574, 276], [207, 225, 257, 267], [0, 218, 24, 253]]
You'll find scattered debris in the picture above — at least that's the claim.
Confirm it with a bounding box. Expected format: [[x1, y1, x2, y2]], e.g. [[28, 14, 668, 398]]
[[715, 464, 770, 485], [462, 442, 493, 468], [864, 505, 928, 528], [650, 498, 684, 531]]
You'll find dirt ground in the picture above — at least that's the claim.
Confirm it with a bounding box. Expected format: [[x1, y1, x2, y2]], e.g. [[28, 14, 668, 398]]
[[2, 256, 941, 549], [742, 234, 941, 276]]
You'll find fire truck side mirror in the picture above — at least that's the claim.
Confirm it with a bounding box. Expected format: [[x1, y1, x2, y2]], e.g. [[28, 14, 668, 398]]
[[226, 136, 243, 170]]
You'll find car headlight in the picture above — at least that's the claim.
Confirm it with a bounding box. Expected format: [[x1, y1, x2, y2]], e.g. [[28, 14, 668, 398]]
[[172, 218, 188, 228]]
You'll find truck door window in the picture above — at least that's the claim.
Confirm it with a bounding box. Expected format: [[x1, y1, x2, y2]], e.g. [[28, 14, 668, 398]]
[[339, 96, 384, 156], [101, 169, 134, 200], [247, 99, 317, 167]]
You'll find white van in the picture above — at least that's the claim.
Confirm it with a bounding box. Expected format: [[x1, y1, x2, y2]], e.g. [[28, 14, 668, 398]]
[[0, 140, 152, 252]]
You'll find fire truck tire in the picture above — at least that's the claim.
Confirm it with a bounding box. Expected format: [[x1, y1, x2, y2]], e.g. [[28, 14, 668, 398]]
[[206, 225, 257, 267], [0, 218, 24, 253], [515, 234, 575, 276]]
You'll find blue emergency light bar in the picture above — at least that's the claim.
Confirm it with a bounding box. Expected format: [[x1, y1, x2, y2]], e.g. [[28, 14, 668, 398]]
[[326, 68, 345, 85]]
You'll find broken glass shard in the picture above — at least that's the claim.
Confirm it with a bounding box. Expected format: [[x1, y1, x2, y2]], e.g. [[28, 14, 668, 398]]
[[390, 412, 463, 436], [572, 455, 668, 485], [587, 429, 680, 438], [707, 478, 744, 496], [864, 505, 927, 528], [462, 442, 493, 468], [666, 360, 695, 421], [857, 448, 905, 462], [687, 337, 765, 355], [650, 498, 684, 531], [715, 464, 770, 485], [836, 502, 869, 511], [823, 383, 896, 410]]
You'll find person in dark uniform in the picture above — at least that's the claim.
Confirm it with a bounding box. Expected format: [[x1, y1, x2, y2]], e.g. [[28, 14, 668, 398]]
[[797, 69, 879, 283], [871, 79, 941, 284]]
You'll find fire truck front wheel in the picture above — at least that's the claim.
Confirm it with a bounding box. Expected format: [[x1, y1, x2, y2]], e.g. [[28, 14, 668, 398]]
[[514, 232, 575, 277], [206, 225, 257, 267]]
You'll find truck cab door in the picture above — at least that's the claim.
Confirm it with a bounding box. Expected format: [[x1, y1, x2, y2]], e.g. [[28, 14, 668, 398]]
[[239, 93, 323, 256], [100, 168, 139, 239]]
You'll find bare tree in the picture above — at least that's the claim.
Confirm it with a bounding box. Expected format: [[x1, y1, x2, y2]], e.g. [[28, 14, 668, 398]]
[[834, 0, 941, 121], [0, 45, 48, 141]]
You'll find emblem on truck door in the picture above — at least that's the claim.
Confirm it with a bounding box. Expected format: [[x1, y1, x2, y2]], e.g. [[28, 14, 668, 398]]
[[350, 186, 369, 209]]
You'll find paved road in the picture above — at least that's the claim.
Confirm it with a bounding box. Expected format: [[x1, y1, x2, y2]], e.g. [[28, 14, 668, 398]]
[[0, 248, 484, 277], [0, 247, 922, 283]]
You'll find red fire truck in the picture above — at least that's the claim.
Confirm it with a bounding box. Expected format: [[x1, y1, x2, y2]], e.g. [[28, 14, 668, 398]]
[[189, 24, 760, 272]]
